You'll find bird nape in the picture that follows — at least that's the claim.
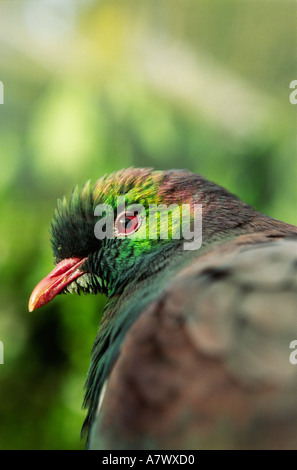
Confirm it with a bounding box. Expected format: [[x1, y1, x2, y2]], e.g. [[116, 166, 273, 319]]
[[29, 168, 297, 450]]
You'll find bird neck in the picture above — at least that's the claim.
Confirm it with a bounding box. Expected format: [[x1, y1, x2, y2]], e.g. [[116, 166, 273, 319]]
[[82, 242, 193, 440]]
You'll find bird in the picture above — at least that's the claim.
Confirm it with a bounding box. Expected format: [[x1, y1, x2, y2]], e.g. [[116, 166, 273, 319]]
[[29, 167, 297, 450]]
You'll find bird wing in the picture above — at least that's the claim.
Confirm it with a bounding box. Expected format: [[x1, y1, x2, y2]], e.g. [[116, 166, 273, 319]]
[[89, 234, 297, 450]]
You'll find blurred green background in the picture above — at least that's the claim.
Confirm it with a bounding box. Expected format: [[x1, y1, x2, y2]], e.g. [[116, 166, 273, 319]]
[[0, 0, 296, 449]]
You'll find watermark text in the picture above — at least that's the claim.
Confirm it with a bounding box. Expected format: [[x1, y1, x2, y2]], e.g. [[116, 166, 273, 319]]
[[289, 340, 297, 364], [0, 81, 3, 104], [94, 198, 203, 251], [289, 80, 297, 105], [0, 341, 3, 364]]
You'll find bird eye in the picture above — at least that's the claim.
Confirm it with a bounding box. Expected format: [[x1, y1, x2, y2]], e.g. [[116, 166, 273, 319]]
[[115, 210, 142, 237]]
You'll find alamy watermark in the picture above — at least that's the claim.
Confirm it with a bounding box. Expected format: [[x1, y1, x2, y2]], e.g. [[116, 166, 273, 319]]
[[94, 197, 203, 250], [289, 80, 297, 105], [0, 81, 3, 104], [289, 340, 297, 364], [0, 341, 3, 364]]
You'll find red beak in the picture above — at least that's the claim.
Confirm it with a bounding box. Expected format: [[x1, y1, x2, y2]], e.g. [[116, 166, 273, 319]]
[[29, 257, 87, 312]]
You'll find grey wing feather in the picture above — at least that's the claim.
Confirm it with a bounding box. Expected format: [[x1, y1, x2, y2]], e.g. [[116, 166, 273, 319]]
[[184, 237, 297, 386], [90, 236, 297, 449]]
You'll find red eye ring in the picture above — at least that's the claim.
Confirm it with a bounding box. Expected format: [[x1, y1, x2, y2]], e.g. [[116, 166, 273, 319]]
[[115, 210, 142, 237]]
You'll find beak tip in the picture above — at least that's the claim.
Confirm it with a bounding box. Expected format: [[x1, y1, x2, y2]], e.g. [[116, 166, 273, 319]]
[[28, 288, 41, 312], [28, 295, 36, 312]]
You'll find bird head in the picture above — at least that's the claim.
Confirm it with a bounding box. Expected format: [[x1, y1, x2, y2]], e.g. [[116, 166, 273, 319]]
[[29, 167, 260, 312], [28, 168, 198, 311]]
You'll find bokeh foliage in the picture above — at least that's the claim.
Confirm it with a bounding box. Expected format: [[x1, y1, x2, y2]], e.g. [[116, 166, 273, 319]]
[[0, 0, 296, 449]]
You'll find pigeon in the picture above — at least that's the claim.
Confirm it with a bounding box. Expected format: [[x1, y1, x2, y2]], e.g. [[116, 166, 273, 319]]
[[29, 168, 297, 450]]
